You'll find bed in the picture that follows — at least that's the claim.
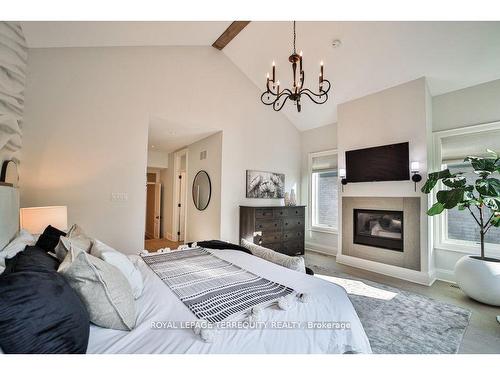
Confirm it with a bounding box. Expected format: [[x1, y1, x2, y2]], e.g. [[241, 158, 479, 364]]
[[87, 249, 371, 354], [1, 185, 371, 354]]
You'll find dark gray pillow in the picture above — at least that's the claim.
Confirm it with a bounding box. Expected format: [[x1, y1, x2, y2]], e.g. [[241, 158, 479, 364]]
[[4, 245, 60, 274], [0, 270, 89, 353]]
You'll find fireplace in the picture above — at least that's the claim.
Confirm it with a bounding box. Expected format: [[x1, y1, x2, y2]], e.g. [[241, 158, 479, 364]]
[[353, 209, 403, 251]]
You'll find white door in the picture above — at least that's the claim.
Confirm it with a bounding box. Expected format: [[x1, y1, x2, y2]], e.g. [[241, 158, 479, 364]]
[[178, 172, 187, 241]]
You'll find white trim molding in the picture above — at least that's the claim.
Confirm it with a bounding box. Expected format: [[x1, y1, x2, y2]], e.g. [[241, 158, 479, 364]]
[[305, 240, 337, 255], [432, 121, 500, 257], [171, 148, 188, 242], [307, 149, 339, 233], [336, 254, 435, 286]]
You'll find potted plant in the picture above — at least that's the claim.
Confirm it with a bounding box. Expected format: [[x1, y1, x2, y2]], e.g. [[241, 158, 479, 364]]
[[422, 149, 500, 306]]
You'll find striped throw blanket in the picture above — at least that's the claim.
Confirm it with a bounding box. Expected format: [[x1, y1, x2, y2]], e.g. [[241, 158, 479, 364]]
[[142, 248, 296, 323]]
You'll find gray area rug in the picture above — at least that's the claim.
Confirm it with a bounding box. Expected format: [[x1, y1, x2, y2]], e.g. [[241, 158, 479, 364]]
[[308, 264, 471, 354]]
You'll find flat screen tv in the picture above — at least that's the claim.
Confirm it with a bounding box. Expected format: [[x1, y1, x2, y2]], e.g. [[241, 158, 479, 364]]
[[346, 142, 410, 183]]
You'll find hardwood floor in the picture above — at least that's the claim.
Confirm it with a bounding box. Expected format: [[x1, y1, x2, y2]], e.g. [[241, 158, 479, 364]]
[[304, 250, 500, 354], [144, 238, 183, 252]]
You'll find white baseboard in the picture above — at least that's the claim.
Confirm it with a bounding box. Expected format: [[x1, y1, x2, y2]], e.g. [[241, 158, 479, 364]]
[[435, 268, 456, 284], [336, 254, 434, 286], [305, 241, 337, 256]]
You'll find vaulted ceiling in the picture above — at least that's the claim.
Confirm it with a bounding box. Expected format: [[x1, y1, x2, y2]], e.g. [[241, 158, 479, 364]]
[[21, 21, 500, 131]]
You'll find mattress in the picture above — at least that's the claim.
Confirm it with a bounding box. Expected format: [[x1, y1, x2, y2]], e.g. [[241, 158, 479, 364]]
[[87, 249, 372, 354]]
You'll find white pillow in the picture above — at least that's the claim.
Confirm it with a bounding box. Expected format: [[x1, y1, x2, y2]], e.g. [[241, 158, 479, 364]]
[[241, 239, 306, 273], [0, 229, 36, 269], [90, 239, 144, 299]]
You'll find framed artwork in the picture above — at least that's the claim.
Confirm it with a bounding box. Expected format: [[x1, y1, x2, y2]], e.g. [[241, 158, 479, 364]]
[[246, 170, 285, 199]]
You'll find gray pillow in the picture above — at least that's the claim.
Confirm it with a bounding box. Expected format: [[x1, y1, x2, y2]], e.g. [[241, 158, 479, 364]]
[[54, 224, 92, 262], [241, 239, 306, 273], [58, 246, 136, 331]]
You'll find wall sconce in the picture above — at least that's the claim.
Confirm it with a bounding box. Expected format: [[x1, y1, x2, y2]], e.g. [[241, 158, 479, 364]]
[[410, 162, 422, 191], [339, 168, 347, 192]]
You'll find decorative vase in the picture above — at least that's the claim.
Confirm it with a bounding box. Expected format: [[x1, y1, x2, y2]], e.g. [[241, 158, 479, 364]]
[[454, 255, 500, 306], [284, 192, 290, 206], [290, 189, 297, 206]]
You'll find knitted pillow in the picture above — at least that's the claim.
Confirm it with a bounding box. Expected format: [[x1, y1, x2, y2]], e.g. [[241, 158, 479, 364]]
[[241, 239, 306, 273]]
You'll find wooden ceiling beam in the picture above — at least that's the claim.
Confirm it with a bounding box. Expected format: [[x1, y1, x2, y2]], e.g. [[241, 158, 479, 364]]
[[212, 21, 250, 50]]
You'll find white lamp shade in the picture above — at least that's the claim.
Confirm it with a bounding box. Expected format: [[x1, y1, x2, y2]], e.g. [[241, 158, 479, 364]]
[[20, 206, 68, 234], [339, 168, 347, 179], [410, 162, 420, 173]]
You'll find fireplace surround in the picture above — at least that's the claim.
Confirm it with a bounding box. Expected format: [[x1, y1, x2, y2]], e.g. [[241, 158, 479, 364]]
[[342, 197, 421, 271]]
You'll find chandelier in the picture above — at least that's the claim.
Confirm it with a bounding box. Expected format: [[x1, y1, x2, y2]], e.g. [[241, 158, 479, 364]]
[[261, 21, 331, 112]]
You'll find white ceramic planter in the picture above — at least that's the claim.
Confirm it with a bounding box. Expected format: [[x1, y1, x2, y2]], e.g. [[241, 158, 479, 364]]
[[455, 255, 500, 306]]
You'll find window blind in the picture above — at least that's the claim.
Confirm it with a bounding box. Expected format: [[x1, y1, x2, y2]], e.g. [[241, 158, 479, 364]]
[[311, 153, 337, 172]]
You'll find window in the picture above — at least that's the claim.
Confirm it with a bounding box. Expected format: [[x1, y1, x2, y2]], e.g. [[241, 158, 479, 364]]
[[445, 162, 500, 246], [309, 150, 338, 232], [436, 124, 500, 250]]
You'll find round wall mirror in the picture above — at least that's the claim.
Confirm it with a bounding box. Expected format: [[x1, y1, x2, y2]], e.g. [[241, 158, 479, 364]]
[[192, 170, 211, 211]]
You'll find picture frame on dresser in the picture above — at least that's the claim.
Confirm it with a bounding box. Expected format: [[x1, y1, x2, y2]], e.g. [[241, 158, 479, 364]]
[[239, 206, 305, 256]]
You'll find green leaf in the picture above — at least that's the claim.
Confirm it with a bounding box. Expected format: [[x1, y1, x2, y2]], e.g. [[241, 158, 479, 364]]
[[475, 178, 500, 197], [483, 197, 500, 211], [436, 188, 466, 209], [427, 202, 445, 216], [421, 179, 438, 194], [421, 169, 453, 194], [429, 169, 453, 180], [442, 175, 466, 188], [473, 170, 492, 178], [491, 214, 500, 227], [465, 156, 497, 172], [463, 191, 480, 206]]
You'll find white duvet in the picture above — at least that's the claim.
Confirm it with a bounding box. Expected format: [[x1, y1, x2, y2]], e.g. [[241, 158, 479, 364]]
[[87, 249, 372, 354]]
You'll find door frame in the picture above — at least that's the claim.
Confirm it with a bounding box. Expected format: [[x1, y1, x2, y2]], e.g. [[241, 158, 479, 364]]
[[145, 169, 162, 240], [172, 148, 188, 242]]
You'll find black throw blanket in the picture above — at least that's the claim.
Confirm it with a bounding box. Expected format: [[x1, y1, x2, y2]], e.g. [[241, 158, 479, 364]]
[[188, 240, 252, 255]]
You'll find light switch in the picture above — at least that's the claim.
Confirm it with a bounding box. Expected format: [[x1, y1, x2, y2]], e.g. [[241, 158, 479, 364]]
[[111, 192, 128, 202]]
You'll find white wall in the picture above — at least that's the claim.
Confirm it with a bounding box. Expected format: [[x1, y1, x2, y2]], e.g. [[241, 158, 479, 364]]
[[147, 149, 168, 169], [300, 123, 338, 255], [160, 153, 174, 239], [21, 46, 301, 253], [433, 79, 500, 132], [432, 79, 500, 281], [336, 78, 433, 284], [186, 132, 222, 242]]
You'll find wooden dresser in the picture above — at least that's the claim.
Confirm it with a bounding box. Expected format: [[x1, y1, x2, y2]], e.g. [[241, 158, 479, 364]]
[[239, 206, 306, 256]]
